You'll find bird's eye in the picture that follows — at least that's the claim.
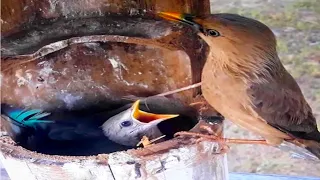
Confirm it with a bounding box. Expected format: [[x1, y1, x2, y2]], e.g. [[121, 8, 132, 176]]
[[121, 121, 133, 127], [207, 29, 220, 37]]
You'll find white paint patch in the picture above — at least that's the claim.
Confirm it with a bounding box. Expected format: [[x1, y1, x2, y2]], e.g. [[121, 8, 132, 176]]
[[26, 72, 33, 80], [108, 55, 129, 82], [58, 93, 83, 109], [15, 69, 28, 87], [62, 163, 95, 180], [62, 161, 113, 180], [37, 61, 59, 85], [84, 42, 100, 48], [108, 56, 127, 70], [107, 55, 148, 88], [0, 74, 3, 88], [47, 76, 58, 84], [38, 61, 54, 77], [61, 68, 69, 76]]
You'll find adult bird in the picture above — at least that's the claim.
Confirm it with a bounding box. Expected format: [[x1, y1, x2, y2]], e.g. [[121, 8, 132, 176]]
[[1, 97, 197, 154], [158, 12, 320, 160]]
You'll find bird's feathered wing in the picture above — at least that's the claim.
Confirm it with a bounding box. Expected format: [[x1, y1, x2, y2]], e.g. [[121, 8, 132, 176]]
[[248, 71, 320, 159], [1, 104, 107, 141], [1, 104, 53, 128]]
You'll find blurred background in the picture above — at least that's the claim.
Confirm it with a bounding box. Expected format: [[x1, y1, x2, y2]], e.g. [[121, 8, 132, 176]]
[[210, 0, 320, 177]]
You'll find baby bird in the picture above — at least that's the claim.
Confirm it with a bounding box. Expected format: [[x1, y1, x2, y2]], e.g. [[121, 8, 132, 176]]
[[1, 96, 198, 153], [101, 99, 178, 146]]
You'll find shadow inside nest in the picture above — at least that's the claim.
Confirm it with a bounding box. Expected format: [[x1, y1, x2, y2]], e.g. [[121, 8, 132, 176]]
[[1, 98, 224, 156]]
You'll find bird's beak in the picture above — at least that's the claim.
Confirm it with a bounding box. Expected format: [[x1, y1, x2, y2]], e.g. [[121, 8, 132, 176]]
[[131, 100, 179, 124], [158, 12, 203, 33]]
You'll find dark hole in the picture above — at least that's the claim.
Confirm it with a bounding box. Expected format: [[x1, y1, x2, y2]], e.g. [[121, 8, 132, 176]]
[[0, 97, 226, 156]]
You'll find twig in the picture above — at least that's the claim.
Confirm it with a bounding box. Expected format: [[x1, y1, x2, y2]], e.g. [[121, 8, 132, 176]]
[[153, 82, 202, 97], [136, 135, 166, 147]]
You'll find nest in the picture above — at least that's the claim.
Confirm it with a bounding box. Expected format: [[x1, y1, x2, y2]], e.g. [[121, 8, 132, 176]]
[[0, 3, 227, 179], [0, 12, 225, 155]]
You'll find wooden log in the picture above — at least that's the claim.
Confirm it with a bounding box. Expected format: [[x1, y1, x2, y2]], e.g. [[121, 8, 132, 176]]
[[1, 137, 227, 180]]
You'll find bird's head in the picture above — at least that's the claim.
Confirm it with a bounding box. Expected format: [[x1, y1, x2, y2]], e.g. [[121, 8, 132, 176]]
[[101, 100, 179, 147], [158, 12, 277, 52], [158, 12, 281, 79]]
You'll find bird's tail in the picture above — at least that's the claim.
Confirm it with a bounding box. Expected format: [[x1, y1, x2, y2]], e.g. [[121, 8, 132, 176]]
[[304, 140, 320, 160], [1, 103, 53, 128], [297, 129, 320, 161], [276, 139, 320, 161]]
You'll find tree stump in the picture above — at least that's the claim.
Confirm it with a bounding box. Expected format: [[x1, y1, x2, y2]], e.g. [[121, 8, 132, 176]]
[[1, 0, 228, 179]]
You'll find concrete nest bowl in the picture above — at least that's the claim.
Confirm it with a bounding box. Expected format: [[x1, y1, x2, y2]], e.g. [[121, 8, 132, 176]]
[[0, 1, 227, 179]]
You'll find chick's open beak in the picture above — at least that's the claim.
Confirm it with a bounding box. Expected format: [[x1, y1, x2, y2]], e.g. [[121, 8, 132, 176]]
[[158, 12, 202, 32], [131, 100, 179, 123]]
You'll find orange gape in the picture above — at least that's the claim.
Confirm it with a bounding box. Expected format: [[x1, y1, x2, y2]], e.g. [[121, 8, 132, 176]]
[[132, 100, 179, 123], [158, 12, 320, 160]]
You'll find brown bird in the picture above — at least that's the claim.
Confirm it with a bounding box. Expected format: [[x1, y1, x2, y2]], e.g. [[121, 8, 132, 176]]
[[158, 12, 320, 160]]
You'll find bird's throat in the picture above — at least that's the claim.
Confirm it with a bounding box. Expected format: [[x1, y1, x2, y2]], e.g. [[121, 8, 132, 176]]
[[207, 48, 280, 82]]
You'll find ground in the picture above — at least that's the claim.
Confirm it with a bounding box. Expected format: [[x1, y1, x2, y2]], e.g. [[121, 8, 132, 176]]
[[210, 0, 320, 177]]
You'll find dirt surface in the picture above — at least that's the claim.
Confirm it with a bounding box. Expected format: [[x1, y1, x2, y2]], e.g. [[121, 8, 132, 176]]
[[210, 0, 320, 177]]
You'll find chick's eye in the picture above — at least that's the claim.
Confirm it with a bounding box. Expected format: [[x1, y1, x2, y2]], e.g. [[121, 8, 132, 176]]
[[207, 29, 220, 37], [121, 121, 133, 127]]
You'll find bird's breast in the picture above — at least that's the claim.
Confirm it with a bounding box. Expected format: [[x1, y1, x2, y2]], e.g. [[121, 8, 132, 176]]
[[201, 60, 290, 142], [201, 61, 247, 117]]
